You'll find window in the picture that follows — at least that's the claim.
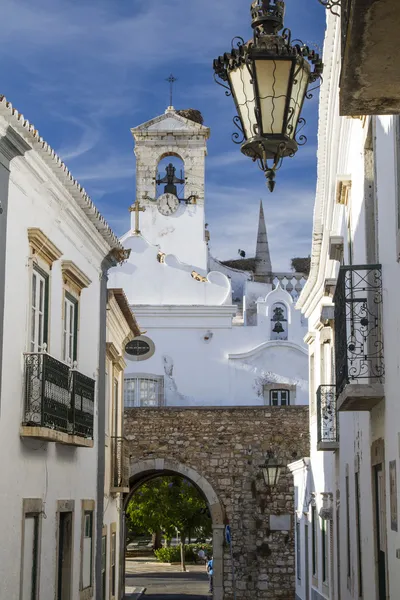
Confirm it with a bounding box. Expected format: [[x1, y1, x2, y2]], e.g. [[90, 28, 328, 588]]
[[270, 302, 288, 340], [113, 379, 119, 436], [82, 510, 93, 590], [125, 336, 155, 361], [63, 293, 78, 363], [296, 521, 301, 581], [111, 532, 116, 597], [355, 472, 363, 596], [22, 515, 40, 600], [270, 389, 290, 406], [30, 266, 49, 352], [124, 376, 164, 407], [101, 534, 107, 600], [312, 505, 317, 578], [322, 518, 328, 584], [346, 475, 351, 579]]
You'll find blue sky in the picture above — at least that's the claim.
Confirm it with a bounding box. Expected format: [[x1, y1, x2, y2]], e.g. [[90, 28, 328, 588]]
[[0, 0, 326, 270]]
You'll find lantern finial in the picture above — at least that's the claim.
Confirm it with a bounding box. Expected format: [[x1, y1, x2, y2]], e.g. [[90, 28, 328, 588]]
[[250, 0, 286, 34]]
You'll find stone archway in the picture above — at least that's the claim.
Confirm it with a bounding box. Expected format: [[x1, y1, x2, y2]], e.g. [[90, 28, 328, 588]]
[[125, 457, 225, 600]]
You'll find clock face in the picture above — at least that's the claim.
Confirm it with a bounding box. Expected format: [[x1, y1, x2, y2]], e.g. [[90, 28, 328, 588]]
[[157, 193, 180, 216]]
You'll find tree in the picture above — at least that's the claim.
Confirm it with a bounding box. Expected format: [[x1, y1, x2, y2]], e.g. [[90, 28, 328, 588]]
[[291, 256, 311, 275], [126, 476, 211, 571]]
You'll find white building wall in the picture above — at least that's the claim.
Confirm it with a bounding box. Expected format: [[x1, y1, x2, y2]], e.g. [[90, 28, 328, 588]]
[[0, 117, 115, 599], [295, 7, 400, 600]]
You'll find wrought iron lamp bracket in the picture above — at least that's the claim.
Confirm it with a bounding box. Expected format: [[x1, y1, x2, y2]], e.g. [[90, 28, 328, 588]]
[[317, 0, 341, 17]]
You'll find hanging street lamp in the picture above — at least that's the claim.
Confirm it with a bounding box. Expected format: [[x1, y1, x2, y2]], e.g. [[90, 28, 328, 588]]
[[260, 451, 284, 487], [213, 0, 323, 192]]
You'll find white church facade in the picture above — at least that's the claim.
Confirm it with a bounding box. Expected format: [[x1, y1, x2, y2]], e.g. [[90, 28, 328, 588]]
[[108, 106, 309, 408]]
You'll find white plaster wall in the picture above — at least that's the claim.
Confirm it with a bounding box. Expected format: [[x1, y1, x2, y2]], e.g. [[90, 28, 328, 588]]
[[298, 10, 400, 600], [0, 149, 108, 599], [123, 314, 308, 406]]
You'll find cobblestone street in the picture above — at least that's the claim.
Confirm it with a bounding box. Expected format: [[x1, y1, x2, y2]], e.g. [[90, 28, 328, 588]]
[[126, 558, 210, 599]]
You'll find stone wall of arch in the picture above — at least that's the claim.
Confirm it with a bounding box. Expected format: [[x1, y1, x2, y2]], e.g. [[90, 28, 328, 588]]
[[125, 406, 309, 600]]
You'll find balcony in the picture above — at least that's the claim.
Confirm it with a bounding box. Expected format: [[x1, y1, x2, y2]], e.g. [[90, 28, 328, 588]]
[[340, 0, 400, 115], [21, 353, 95, 447], [334, 265, 384, 411], [317, 386, 339, 451], [111, 436, 130, 493]]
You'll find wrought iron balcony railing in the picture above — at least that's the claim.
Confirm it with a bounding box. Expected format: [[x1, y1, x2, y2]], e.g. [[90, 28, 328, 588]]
[[111, 436, 130, 492], [334, 265, 384, 403], [317, 385, 339, 451], [23, 353, 95, 440]]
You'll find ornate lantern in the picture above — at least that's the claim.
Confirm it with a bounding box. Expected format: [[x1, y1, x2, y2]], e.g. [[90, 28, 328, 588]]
[[213, 0, 323, 192], [260, 451, 284, 487]]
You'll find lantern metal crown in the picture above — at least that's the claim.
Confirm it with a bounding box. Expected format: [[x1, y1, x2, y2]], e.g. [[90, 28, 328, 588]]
[[213, 0, 323, 192]]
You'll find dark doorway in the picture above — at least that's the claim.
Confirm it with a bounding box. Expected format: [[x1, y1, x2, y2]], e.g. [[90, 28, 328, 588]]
[[57, 511, 73, 600], [374, 465, 387, 600]]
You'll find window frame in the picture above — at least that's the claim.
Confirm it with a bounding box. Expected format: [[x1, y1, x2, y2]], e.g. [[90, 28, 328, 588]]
[[269, 389, 290, 407], [80, 500, 95, 599], [296, 520, 301, 581], [346, 473, 351, 581], [124, 374, 164, 408], [20, 499, 43, 600], [311, 505, 318, 580], [321, 517, 328, 585], [63, 292, 78, 364], [30, 265, 49, 353], [355, 470, 363, 597], [101, 527, 107, 600], [111, 531, 116, 598]]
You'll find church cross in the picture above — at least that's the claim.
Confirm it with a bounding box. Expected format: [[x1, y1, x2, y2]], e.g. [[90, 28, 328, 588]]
[[166, 74, 177, 107], [129, 200, 146, 235]]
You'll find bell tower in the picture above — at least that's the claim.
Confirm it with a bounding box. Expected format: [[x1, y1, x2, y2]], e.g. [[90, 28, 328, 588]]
[[130, 107, 210, 270]]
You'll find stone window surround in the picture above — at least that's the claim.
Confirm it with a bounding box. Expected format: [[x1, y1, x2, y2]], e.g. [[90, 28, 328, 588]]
[[55, 500, 75, 599], [28, 228, 63, 268], [61, 261, 90, 366], [106, 344, 126, 439], [109, 522, 117, 600], [263, 383, 296, 406], [20, 498, 44, 600], [80, 499, 95, 600], [27, 232, 54, 354], [124, 335, 156, 362], [101, 525, 107, 599]]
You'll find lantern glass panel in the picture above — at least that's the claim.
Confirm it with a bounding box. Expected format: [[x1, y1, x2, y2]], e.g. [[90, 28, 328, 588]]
[[255, 58, 292, 135], [286, 60, 310, 139], [229, 63, 256, 140]]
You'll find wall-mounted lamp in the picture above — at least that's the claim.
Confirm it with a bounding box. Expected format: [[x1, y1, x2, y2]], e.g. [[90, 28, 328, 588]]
[[260, 451, 284, 487]]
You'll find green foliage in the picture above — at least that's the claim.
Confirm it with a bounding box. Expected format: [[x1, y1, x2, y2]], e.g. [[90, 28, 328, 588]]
[[126, 476, 211, 541], [154, 543, 212, 563], [291, 256, 311, 275]]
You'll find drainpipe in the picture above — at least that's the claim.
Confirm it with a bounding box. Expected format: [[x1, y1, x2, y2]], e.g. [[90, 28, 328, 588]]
[[0, 127, 30, 414], [96, 248, 130, 600]]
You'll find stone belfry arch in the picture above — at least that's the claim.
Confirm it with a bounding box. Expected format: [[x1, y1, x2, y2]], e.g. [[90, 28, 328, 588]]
[[130, 107, 210, 270]]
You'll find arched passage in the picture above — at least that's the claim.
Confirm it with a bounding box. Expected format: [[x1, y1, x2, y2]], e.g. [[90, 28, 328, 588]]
[[124, 457, 225, 600]]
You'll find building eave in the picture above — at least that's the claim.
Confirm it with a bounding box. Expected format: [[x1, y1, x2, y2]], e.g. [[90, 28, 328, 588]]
[[0, 95, 123, 252]]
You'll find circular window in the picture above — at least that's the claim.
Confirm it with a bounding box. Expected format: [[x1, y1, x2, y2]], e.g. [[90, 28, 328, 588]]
[[124, 336, 155, 362]]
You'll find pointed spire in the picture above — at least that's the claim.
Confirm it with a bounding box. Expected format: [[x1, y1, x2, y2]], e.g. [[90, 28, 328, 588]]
[[254, 200, 272, 283]]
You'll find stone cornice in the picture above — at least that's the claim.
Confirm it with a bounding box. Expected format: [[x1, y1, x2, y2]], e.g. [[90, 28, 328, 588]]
[[228, 340, 308, 360], [131, 305, 237, 319], [287, 457, 311, 474], [0, 125, 30, 165], [297, 12, 340, 313], [0, 95, 122, 252], [61, 260, 91, 292], [28, 228, 63, 266]]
